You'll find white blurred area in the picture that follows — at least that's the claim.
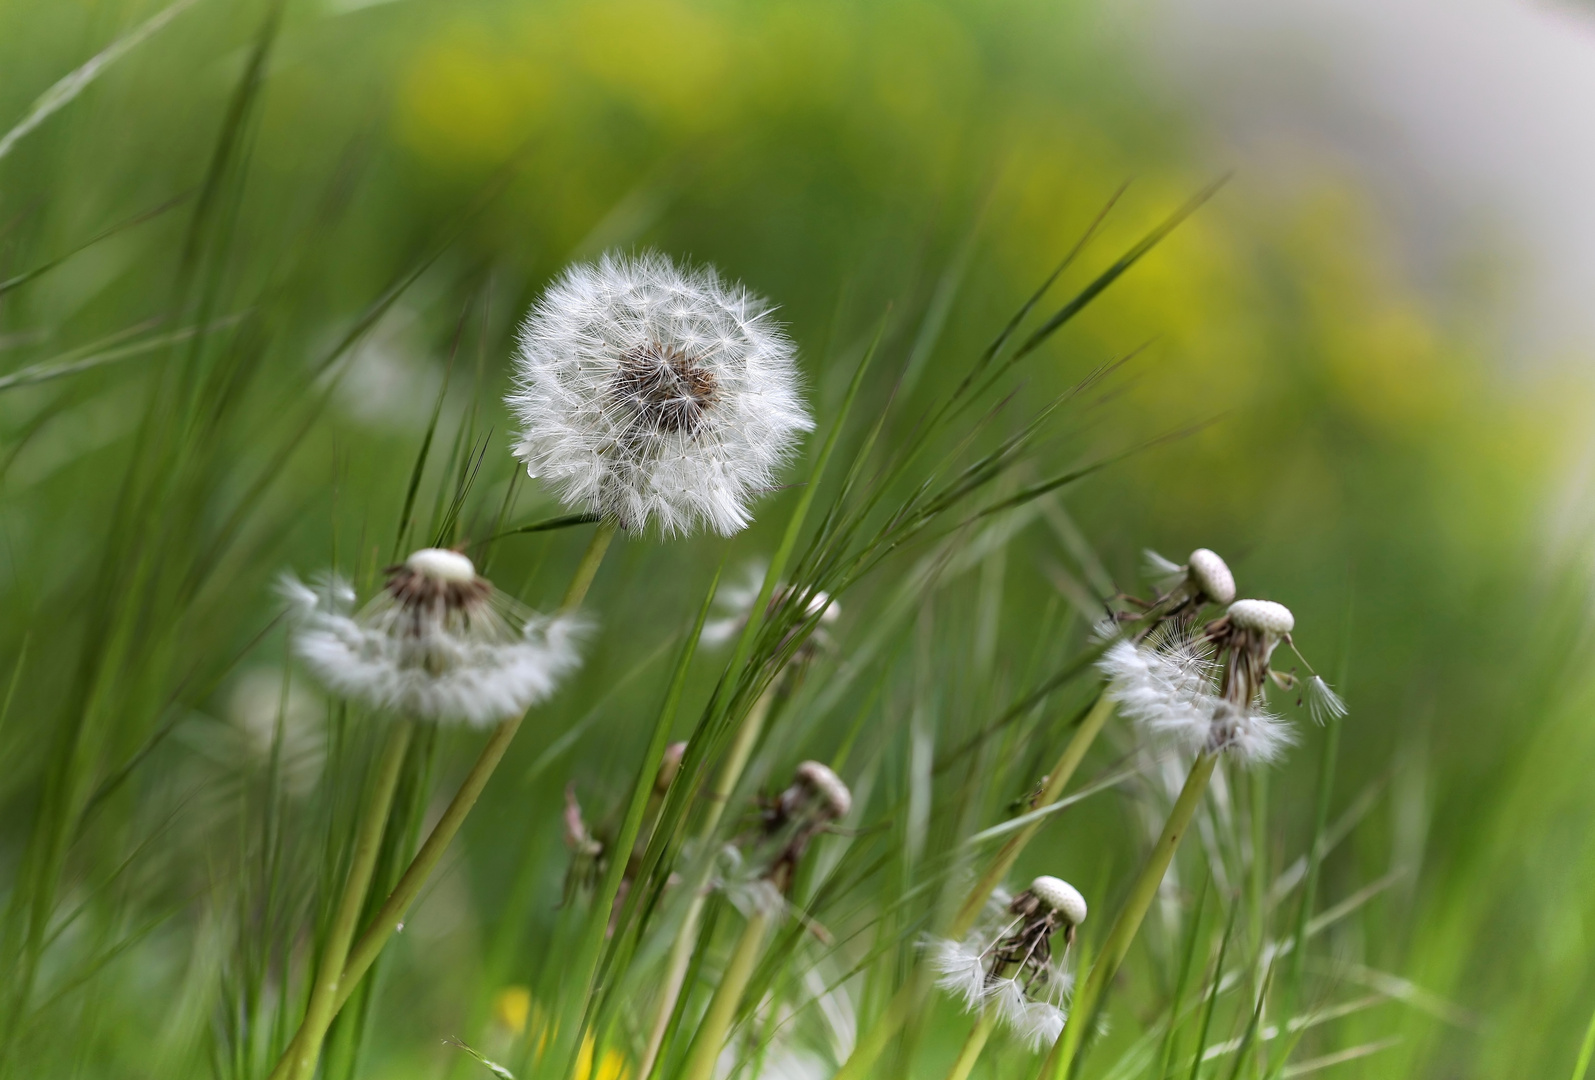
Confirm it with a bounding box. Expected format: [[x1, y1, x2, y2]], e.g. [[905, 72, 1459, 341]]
[[1137, 0, 1595, 365]]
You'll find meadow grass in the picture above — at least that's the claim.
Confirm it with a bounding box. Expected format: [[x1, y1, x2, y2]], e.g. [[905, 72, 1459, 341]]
[[2, 2, 1595, 1079]]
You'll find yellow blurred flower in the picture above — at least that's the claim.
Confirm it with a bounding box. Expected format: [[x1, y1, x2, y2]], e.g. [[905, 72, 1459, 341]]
[[490, 989, 629, 1080]]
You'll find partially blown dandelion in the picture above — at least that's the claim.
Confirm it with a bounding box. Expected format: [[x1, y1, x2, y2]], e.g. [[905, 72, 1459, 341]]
[[1100, 597, 1339, 767], [282, 548, 583, 725], [508, 252, 812, 537], [930, 877, 1086, 1050], [1043, 595, 1345, 1077]]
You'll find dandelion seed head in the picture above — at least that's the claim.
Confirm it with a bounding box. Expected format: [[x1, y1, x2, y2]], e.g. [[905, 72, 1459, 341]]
[[1187, 548, 1235, 604], [1227, 598, 1294, 638], [282, 553, 583, 725], [655, 740, 687, 793], [1028, 876, 1087, 927], [508, 252, 812, 537]]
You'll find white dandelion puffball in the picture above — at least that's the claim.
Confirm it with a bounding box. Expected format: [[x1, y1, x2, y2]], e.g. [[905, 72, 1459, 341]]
[[508, 252, 813, 537], [283, 548, 583, 726], [1029, 876, 1088, 926]]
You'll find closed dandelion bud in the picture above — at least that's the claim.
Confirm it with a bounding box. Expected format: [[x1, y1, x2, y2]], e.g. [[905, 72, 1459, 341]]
[[508, 252, 812, 537], [282, 548, 583, 726]]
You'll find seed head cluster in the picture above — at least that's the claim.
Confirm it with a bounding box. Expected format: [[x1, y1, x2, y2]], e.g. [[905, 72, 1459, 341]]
[[508, 252, 812, 537]]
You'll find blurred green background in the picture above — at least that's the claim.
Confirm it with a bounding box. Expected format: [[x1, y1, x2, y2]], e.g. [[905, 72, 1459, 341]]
[[1, 1, 1592, 1077]]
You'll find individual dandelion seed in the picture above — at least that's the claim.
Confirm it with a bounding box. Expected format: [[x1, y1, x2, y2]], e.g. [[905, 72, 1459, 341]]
[[928, 877, 1085, 1050], [281, 548, 583, 726], [507, 252, 813, 538]]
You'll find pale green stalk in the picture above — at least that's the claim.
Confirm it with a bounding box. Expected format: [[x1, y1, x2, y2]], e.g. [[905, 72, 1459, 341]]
[[680, 905, 773, 1080], [944, 1013, 995, 1080], [833, 694, 1115, 1080], [1572, 1000, 1595, 1080], [638, 686, 776, 1080], [1039, 750, 1219, 1080], [280, 722, 413, 1080], [269, 520, 616, 1076]]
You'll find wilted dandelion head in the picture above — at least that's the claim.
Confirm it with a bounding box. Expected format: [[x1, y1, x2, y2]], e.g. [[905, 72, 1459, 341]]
[[928, 875, 1082, 1042], [508, 252, 812, 537], [281, 548, 583, 726], [753, 761, 853, 892], [1101, 595, 1329, 767]]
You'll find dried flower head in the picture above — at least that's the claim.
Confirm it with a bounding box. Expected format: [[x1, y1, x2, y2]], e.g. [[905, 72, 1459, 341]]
[[1101, 596, 1339, 767], [927, 878, 1082, 1050], [282, 548, 582, 726], [1143, 546, 1237, 607], [748, 761, 853, 893], [508, 252, 812, 537]]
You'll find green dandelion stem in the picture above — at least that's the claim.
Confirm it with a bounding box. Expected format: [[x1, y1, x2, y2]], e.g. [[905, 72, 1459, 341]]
[[1039, 749, 1219, 1080], [276, 721, 413, 1080], [679, 906, 773, 1080]]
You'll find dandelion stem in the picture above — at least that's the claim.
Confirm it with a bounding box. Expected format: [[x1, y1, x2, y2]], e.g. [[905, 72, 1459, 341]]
[[1039, 750, 1219, 1080], [276, 722, 413, 1080], [944, 1012, 995, 1080], [560, 518, 619, 613], [269, 521, 617, 1073], [638, 685, 776, 1080], [679, 906, 772, 1080], [953, 694, 1114, 938], [835, 694, 1115, 1080]]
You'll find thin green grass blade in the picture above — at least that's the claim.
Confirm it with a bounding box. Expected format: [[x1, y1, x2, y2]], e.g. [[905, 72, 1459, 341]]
[[1156, 875, 1210, 1080], [1571, 1001, 1595, 1080], [1189, 902, 1239, 1080]]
